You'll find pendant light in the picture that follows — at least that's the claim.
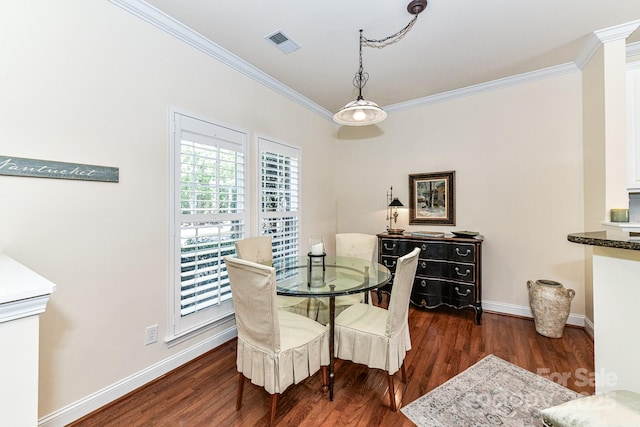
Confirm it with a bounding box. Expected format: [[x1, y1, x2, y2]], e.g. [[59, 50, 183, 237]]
[[333, 30, 387, 126], [333, 0, 428, 127]]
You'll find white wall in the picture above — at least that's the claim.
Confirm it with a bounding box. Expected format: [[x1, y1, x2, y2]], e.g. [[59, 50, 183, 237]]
[[335, 73, 586, 316], [0, 1, 336, 421]]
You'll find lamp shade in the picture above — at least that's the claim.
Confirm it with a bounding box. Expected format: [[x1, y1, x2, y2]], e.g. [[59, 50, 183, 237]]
[[389, 197, 404, 207], [333, 98, 387, 126]]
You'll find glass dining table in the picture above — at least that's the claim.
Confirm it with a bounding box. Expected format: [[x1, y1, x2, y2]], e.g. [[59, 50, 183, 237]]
[[270, 255, 392, 401]]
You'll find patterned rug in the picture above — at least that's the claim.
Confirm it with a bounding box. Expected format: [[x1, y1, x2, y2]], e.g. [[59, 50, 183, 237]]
[[401, 354, 583, 426]]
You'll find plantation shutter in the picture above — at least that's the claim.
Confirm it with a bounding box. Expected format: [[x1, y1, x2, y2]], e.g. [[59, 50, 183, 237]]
[[258, 137, 300, 263]]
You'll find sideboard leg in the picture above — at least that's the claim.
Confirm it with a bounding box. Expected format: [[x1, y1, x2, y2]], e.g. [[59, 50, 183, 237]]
[[475, 306, 482, 325]]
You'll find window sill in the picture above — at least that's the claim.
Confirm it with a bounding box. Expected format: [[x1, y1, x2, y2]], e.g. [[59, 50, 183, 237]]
[[166, 313, 236, 348]]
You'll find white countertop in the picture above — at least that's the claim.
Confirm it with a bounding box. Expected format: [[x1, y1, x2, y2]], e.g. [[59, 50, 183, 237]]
[[601, 221, 640, 232], [0, 254, 56, 310]]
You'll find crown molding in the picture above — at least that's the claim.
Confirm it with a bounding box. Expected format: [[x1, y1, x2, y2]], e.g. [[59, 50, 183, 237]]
[[108, 1, 640, 122], [107, 0, 333, 121], [595, 20, 640, 43], [575, 20, 640, 69], [628, 41, 640, 59], [385, 62, 579, 113]]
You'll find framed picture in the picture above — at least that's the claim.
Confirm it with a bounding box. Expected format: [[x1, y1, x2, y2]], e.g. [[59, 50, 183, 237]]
[[409, 171, 455, 225]]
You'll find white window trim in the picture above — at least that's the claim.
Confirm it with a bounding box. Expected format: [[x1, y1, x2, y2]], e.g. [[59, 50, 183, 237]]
[[168, 107, 249, 344]]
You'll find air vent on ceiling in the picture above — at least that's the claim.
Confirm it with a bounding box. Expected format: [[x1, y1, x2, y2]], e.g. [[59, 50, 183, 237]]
[[264, 30, 301, 54]]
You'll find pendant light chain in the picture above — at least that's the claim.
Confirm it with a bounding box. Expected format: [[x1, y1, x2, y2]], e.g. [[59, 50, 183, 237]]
[[362, 15, 419, 49], [355, 15, 418, 97], [354, 30, 369, 99]]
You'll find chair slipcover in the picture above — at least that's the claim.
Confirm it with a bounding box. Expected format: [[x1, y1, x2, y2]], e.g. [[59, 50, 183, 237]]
[[235, 236, 311, 317], [541, 390, 640, 427], [317, 233, 377, 324], [235, 236, 273, 265], [225, 256, 330, 394], [334, 247, 420, 375]]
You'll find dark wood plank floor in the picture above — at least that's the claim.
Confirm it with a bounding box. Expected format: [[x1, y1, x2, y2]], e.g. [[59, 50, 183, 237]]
[[70, 302, 594, 426]]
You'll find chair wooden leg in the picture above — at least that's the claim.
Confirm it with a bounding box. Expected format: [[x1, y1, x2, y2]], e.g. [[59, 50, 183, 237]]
[[401, 363, 408, 384], [387, 374, 397, 412], [321, 365, 329, 392], [236, 372, 244, 410], [270, 394, 278, 427]]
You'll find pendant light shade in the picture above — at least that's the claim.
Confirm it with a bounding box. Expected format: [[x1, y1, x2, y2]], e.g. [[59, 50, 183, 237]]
[[333, 98, 387, 126]]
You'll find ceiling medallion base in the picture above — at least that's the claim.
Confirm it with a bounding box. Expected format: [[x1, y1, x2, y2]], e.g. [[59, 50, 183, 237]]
[[407, 0, 428, 15]]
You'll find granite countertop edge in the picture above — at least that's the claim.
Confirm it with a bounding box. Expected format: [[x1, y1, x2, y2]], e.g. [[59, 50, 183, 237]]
[[567, 231, 640, 251]]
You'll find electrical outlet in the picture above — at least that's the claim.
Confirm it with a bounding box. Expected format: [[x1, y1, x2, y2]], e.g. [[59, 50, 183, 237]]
[[145, 324, 159, 345]]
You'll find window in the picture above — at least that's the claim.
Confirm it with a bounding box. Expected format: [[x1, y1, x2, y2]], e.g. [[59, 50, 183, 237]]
[[258, 137, 300, 264], [170, 110, 248, 339]]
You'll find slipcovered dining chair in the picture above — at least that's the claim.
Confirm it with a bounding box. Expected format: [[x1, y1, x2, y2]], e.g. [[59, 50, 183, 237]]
[[235, 236, 310, 317], [333, 247, 420, 411], [224, 256, 330, 427], [317, 233, 377, 324]]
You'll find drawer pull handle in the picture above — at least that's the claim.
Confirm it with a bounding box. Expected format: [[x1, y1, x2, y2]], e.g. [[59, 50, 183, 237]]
[[420, 261, 427, 268], [384, 243, 396, 251], [455, 286, 471, 296], [420, 280, 427, 287], [383, 260, 396, 268], [421, 244, 427, 251], [455, 267, 471, 277], [456, 248, 471, 257]]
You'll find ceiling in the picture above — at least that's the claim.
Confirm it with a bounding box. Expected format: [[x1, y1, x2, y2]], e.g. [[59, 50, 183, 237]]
[[143, 0, 640, 117]]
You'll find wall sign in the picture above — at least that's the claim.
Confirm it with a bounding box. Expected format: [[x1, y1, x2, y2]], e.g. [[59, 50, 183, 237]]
[[0, 155, 119, 183]]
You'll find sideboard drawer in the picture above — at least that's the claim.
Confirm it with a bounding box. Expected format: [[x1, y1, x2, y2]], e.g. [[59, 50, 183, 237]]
[[380, 255, 399, 271], [381, 238, 475, 259], [448, 244, 475, 262], [411, 279, 476, 307], [416, 259, 475, 283], [380, 239, 410, 256]]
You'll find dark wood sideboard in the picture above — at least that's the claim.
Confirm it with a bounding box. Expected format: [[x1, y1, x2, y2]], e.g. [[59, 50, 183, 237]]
[[377, 232, 483, 324]]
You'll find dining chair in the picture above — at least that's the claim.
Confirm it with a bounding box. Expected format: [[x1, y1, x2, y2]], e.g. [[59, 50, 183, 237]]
[[224, 256, 330, 427], [333, 246, 420, 411], [317, 233, 377, 324], [235, 236, 311, 317]]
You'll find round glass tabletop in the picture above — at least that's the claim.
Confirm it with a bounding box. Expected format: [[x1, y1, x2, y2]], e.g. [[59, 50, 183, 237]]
[[271, 255, 391, 297]]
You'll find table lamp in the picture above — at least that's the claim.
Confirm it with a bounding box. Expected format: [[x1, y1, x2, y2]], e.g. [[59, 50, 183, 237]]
[[386, 186, 405, 235]]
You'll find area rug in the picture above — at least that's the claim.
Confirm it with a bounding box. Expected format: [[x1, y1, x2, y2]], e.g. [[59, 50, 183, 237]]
[[401, 354, 583, 426]]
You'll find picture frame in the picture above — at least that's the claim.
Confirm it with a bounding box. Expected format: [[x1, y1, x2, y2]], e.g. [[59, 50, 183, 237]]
[[409, 171, 455, 225]]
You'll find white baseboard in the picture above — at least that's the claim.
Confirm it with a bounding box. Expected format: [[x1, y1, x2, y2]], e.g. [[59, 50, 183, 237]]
[[38, 326, 237, 427], [583, 315, 594, 339], [481, 300, 586, 327]]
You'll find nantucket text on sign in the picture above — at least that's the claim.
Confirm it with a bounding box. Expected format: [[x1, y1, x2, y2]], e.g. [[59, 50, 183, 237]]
[[0, 155, 119, 183]]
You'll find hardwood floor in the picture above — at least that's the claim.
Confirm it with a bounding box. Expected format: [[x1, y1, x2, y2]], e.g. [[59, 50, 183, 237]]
[[70, 303, 594, 426]]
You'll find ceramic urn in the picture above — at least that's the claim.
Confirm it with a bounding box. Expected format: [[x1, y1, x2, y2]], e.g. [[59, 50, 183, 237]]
[[527, 279, 575, 338]]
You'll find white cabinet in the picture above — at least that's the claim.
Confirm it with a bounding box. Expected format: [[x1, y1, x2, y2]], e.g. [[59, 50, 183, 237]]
[[0, 255, 56, 426], [593, 247, 640, 393], [627, 62, 640, 191]]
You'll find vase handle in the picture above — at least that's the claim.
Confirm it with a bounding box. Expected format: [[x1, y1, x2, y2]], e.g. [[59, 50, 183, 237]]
[[527, 280, 535, 290], [567, 289, 576, 300]]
